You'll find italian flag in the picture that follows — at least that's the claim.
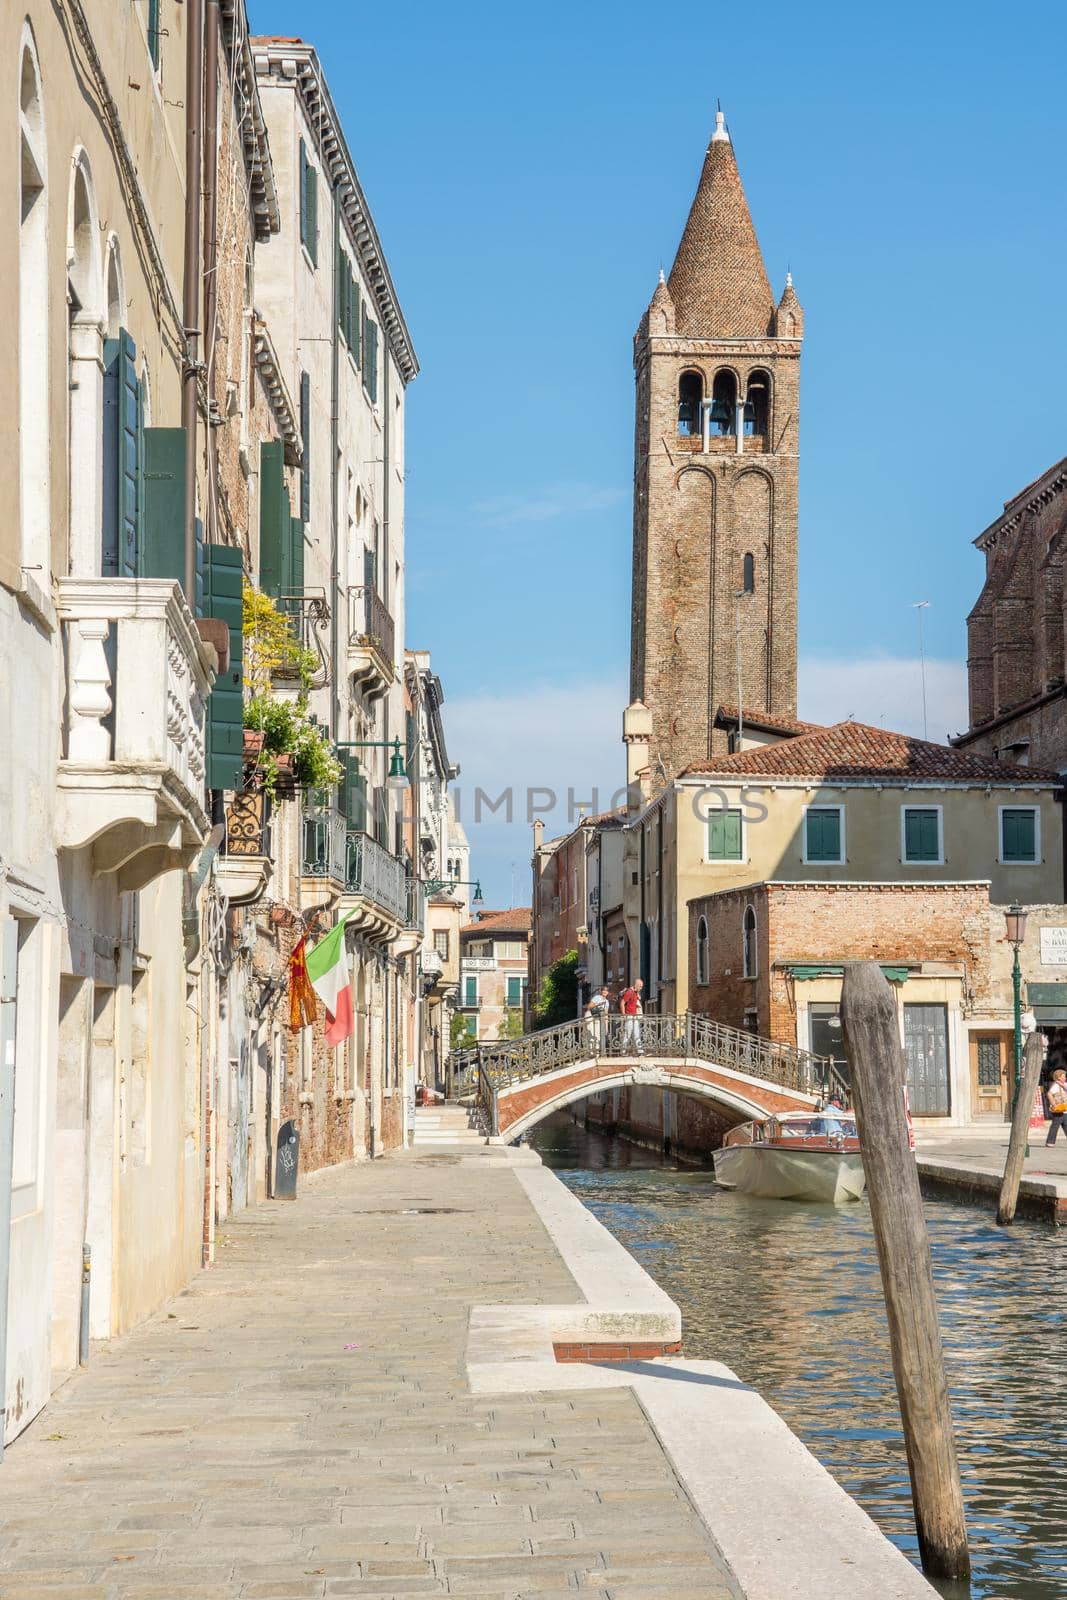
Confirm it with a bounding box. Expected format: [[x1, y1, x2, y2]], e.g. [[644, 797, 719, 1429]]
[[305, 914, 355, 1047]]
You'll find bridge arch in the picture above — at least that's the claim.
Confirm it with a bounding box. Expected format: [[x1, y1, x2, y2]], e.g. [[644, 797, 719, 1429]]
[[496, 1057, 818, 1145]]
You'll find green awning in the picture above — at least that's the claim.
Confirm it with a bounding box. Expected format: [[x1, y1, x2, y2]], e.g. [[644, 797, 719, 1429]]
[[782, 963, 912, 985], [1028, 984, 1067, 1025]]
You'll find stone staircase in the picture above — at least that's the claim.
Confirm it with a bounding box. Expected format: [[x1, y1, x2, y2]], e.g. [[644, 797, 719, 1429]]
[[412, 1103, 486, 1148]]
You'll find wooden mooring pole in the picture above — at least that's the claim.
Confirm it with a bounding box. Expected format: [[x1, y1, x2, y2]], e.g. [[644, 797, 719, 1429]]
[[840, 961, 971, 1585], [996, 1033, 1045, 1227]]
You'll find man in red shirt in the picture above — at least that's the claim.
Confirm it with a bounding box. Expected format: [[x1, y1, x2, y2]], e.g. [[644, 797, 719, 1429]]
[[619, 978, 644, 1054]]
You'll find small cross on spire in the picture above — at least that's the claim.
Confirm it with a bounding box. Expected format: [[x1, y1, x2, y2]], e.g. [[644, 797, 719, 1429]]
[[711, 104, 730, 144]]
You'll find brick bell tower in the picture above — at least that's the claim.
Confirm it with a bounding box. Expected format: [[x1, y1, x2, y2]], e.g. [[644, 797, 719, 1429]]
[[628, 108, 803, 777]]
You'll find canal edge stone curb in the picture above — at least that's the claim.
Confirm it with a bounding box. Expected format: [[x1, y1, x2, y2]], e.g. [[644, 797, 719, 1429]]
[[468, 1147, 939, 1600]]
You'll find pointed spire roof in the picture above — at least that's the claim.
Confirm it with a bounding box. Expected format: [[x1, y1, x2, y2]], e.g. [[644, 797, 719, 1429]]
[[667, 110, 775, 338]]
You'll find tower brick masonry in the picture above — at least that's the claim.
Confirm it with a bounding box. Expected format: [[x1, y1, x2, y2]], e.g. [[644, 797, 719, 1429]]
[[630, 110, 802, 776]]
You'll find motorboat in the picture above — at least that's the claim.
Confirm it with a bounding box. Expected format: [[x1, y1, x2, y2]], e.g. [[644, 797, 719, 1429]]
[[713, 1110, 865, 1203]]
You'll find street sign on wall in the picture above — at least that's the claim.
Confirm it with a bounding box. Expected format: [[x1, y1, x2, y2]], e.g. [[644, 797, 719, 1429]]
[[1039, 927, 1067, 966]]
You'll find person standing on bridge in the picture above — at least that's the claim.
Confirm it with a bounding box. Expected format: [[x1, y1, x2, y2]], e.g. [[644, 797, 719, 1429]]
[[620, 978, 644, 1055], [585, 987, 610, 1053]]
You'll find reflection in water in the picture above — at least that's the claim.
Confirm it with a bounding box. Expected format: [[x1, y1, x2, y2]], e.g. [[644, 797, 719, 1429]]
[[531, 1113, 1067, 1600]]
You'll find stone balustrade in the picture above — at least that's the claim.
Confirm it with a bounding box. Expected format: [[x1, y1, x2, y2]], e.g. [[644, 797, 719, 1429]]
[[56, 578, 216, 888]]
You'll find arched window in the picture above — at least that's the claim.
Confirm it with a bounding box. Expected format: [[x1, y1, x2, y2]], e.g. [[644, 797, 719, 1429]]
[[19, 33, 49, 577], [744, 370, 771, 436], [709, 370, 737, 436], [696, 915, 709, 986], [677, 371, 702, 437], [742, 552, 755, 594], [743, 905, 757, 979]]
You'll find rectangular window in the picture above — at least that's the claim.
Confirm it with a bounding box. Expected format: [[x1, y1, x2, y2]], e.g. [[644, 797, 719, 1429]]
[[804, 806, 843, 863], [147, 0, 161, 68], [902, 806, 942, 864], [362, 310, 378, 404], [433, 930, 449, 959], [463, 975, 478, 1007], [299, 138, 318, 266], [707, 808, 743, 861], [506, 976, 525, 1008], [1000, 806, 1038, 864]]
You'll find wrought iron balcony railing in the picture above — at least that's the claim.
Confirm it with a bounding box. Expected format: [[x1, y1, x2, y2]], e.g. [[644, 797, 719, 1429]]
[[344, 830, 407, 922], [302, 806, 348, 883], [347, 585, 395, 688]]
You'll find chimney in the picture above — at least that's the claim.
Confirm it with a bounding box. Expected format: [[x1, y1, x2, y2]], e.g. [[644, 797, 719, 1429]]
[[622, 700, 653, 818]]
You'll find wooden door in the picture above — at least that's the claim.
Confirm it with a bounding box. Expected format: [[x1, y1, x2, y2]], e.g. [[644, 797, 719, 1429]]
[[969, 1031, 1010, 1121]]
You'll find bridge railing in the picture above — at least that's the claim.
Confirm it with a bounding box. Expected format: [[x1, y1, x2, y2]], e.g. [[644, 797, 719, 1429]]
[[447, 1012, 846, 1109]]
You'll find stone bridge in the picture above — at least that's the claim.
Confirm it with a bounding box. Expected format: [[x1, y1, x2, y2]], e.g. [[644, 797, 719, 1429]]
[[449, 1014, 844, 1144]]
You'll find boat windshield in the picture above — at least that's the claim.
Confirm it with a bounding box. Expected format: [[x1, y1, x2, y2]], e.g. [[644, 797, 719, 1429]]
[[774, 1116, 856, 1140]]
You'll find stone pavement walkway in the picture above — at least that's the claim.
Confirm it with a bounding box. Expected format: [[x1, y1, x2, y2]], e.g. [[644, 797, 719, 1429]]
[[0, 1148, 737, 1600]]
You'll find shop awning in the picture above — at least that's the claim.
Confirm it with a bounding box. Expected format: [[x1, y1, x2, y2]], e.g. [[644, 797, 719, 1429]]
[[1028, 984, 1067, 1025], [780, 963, 912, 985]]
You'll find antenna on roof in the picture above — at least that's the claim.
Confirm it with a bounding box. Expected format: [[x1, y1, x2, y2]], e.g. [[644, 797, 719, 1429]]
[[912, 602, 930, 741]]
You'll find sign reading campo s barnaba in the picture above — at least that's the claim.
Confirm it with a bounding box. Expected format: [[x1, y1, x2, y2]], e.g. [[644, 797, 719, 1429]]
[[1039, 927, 1067, 966]]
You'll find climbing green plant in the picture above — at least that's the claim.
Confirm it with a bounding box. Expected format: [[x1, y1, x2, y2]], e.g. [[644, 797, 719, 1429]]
[[532, 950, 578, 1030]]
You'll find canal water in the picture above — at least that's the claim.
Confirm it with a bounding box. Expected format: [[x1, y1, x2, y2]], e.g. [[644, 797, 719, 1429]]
[[529, 1112, 1067, 1600]]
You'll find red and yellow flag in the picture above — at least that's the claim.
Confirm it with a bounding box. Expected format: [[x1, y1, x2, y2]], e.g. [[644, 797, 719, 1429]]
[[288, 936, 318, 1030]]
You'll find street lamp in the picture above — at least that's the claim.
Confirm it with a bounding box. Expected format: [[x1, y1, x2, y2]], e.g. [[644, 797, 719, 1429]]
[[335, 736, 409, 791], [1005, 903, 1028, 1114], [425, 877, 483, 904]]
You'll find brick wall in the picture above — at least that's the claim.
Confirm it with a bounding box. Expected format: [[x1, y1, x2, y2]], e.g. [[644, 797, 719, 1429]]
[[688, 881, 995, 1046]]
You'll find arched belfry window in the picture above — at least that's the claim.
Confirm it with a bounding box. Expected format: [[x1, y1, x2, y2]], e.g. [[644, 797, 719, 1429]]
[[677, 371, 702, 437], [710, 370, 737, 436], [742, 553, 755, 594], [744, 370, 771, 436], [742, 905, 757, 979], [696, 916, 709, 986]]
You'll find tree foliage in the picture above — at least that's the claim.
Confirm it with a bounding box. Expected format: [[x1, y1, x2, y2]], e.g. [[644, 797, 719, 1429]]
[[532, 949, 579, 1030]]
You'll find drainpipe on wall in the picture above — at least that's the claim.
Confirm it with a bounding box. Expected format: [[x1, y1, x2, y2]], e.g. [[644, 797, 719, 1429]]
[[329, 180, 341, 740], [202, 0, 220, 545], [181, 0, 204, 605]]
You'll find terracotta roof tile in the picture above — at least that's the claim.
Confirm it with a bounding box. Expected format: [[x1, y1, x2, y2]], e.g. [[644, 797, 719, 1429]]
[[714, 705, 822, 737], [460, 907, 532, 937], [682, 721, 1063, 784]]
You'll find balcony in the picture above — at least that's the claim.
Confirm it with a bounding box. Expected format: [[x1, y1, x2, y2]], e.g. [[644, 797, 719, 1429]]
[[393, 876, 426, 958], [346, 585, 395, 698], [301, 811, 411, 944], [302, 806, 348, 889], [218, 788, 273, 905], [56, 578, 215, 889]]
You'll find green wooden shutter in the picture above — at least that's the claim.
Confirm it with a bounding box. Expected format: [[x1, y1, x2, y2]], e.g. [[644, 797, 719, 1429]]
[[708, 809, 742, 861], [289, 515, 304, 595], [147, 0, 161, 67], [365, 319, 378, 404], [102, 330, 143, 578], [299, 372, 310, 522], [203, 545, 244, 792], [299, 138, 308, 253], [806, 808, 841, 862], [904, 808, 940, 862], [350, 271, 360, 366], [258, 441, 286, 597], [1002, 809, 1036, 862], [141, 427, 187, 585], [307, 160, 318, 266]]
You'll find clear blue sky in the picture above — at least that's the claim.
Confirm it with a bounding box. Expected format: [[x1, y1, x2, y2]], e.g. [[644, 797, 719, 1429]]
[[251, 0, 1067, 901]]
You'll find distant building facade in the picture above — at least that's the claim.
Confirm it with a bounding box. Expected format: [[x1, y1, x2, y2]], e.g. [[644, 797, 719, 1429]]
[[458, 909, 530, 1043], [954, 457, 1067, 772]]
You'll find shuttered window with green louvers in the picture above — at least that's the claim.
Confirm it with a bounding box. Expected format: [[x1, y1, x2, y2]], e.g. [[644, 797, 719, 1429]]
[[299, 372, 310, 522], [299, 138, 318, 265], [258, 441, 288, 598], [203, 545, 245, 792], [141, 427, 188, 587], [289, 514, 304, 597], [102, 330, 144, 577], [348, 268, 360, 365]]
